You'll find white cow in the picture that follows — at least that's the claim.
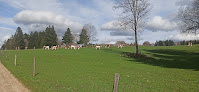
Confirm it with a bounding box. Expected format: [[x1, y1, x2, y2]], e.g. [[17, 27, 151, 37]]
[[70, 45, 81, 50], [118, 45, 123, 48], [70, 45, 77, 49], [76, 45, 81, 50], [96, 46, 102, 50], [188, 42, 193, 46], [43, 46, 50, 50], [51, 46, 57, 50]]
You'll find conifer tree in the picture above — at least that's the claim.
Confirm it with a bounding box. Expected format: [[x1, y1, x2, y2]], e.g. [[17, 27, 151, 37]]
[[14, 27, 25, 49], [45, 25, 58, 46], [62, 28, 73, 45]]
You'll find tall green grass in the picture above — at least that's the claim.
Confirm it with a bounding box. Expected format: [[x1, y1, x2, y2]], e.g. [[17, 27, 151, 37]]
[[0, 45, 199, 92]]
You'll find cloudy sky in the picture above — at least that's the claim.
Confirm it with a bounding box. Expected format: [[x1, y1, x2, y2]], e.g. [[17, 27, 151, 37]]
[[0, 0, 198, 46]]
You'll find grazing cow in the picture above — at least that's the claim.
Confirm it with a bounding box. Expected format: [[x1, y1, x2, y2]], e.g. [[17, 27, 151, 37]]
[[118, 45, 123, 48], [70, 45, 81, 50], [70, 45, 77, 49], [43, 46, 50, 50], [105, 44, 110, 48], [188, 42, 193, 46], [15, 47, 20, 50], [51, 46, 57, 50], [96, 46, 102, 50], [56, 45, 59, 49], [76, 45, 81, 50], [65, 45, 70, 49]]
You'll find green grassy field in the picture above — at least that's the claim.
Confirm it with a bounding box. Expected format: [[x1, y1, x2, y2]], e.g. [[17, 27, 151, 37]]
[[0, 45, 199, 92]]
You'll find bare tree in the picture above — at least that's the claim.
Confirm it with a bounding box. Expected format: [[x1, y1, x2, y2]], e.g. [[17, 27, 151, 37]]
[[178, 0, 199, 35], [72, 33, 79, 43], [114, 0, 151, 55], [83, 24, 98, 44]]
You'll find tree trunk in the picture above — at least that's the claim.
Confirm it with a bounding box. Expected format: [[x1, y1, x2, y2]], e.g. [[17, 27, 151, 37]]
[[134, 0, 139, 55], [135, 30, 139, 55]]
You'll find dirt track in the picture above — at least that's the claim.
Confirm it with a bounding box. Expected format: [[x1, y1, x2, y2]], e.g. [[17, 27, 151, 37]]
[[0, 61, 30, 92]]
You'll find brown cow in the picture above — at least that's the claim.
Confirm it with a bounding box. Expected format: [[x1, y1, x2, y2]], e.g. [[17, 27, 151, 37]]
[[65, 45, 70, 49], [105, 44, 110, 48]]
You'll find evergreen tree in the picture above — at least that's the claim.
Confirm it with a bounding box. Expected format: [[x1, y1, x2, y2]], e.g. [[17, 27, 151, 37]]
[[155, 41, 159, 46], [168, 40, 174, 46], [62, 28, 73, 45], [165, 40, 169, 46], [38, 31, 47, 48], [14, 27, 25, 49], [28, 31, 39, 49], [45, 25, 58, 46], [159, 41, 164, 46], [23, 33, 29, 47], [79, 28, 89, 45]]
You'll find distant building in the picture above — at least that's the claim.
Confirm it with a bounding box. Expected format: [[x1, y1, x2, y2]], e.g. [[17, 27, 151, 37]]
[[116, 41, 126, 45]]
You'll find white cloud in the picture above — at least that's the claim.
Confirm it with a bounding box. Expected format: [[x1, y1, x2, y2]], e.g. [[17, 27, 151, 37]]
[[101, 20, 123, 31], [101, 15, 179, 32], [13, 10, 83, 35], [101, 16, 178, 32], [146, 16, 178, 31], [14, 10, 64, 25]]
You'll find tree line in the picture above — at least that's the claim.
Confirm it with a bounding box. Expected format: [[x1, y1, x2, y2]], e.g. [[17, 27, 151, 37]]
[[154, 40, 199, 46], [179, 40, 199, 45], [155, 40, 175, 46], [1, 25, 90, 50]]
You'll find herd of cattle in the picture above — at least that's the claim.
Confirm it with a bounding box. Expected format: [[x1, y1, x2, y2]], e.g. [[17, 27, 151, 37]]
[[14, 42, 194, 50], [42, 44, 124, 50]]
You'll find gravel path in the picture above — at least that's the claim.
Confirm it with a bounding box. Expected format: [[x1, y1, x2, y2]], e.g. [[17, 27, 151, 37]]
[[0, 61, 30, 92]]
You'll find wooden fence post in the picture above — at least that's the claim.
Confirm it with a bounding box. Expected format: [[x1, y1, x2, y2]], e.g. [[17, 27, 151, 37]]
[[15, 54, 16, 66], [113, 73, 120, 92], [33, 56, 36, 77]]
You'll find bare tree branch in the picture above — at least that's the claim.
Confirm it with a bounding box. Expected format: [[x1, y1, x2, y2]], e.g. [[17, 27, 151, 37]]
[[83, 24, 98, 43], [178, 0, 199, 35], [114, 0, 151, 55]]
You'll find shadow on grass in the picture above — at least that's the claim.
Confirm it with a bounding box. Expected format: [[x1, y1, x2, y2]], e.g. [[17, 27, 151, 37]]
[[103, 48, 199, 71], [101, 48, 123, 54]]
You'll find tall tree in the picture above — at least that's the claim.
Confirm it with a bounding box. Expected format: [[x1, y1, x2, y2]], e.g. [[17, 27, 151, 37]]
[[28, 31, 39, 49], [45, 25, 58, 46], [23, 33, 29, 47], [14, 27, 25, 49], [62, 28, 73, 44], [114, 0, 151, 55], [79, 28, 89, 45], [38, 31, 47, 48], [178, 0, 199, 35]]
